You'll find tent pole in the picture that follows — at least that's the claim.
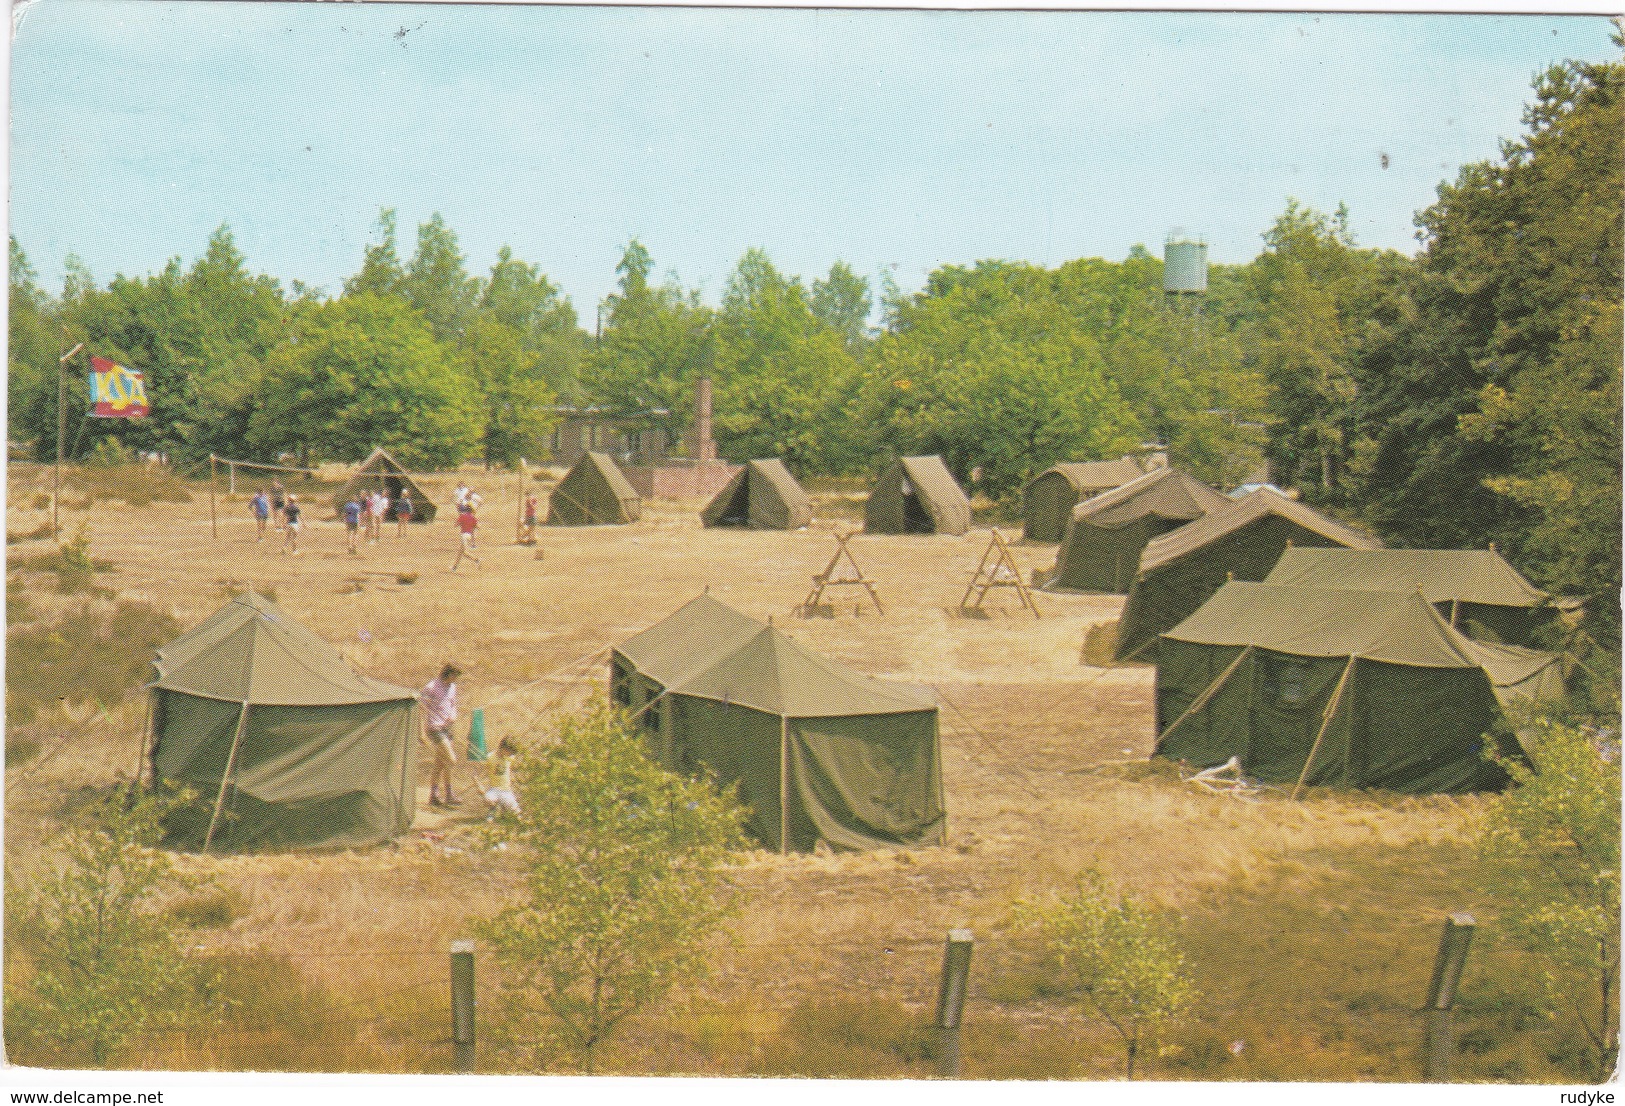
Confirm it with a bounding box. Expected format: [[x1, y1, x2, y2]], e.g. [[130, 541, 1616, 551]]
[[133, 692, 154, 790], [1290, 656, 1358, 803], [515, 462, 525, 543], [779, 714, 791, 856], [1158, 646, 1253, 745], [204, 701, 251, 853]]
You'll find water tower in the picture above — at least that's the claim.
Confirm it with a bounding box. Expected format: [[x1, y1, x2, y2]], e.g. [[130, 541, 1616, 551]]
[[1163, 231, 1208, 303]]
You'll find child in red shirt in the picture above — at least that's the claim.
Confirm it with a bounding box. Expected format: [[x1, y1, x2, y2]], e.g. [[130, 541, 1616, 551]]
[[449, 505, 482, 571]]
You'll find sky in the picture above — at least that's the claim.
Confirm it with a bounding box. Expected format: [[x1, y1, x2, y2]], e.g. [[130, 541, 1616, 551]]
[[8, 2, 1621, 320]]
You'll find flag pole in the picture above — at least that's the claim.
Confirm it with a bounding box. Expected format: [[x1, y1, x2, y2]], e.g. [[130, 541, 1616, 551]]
[[55, 331, 84, 541]]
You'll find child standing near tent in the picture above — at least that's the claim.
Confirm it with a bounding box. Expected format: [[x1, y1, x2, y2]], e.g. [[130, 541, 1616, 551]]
[[421, 664, 463, 807], [370, 490, 388, 544], [281, 494, 303, 555], [395, 491, 413, 536], [344, 497, 362, 555], [449, 504, 482, 571], [249, 488, 270, 542], [521, 492, 539, 544], [482, 738, 521, 820]]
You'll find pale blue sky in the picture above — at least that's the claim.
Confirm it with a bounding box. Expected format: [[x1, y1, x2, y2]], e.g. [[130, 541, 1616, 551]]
[[9, 2, 1619, 317]]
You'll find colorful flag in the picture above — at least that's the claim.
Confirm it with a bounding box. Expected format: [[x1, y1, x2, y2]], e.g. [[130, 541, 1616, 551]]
[[88, 355, 150, 418]]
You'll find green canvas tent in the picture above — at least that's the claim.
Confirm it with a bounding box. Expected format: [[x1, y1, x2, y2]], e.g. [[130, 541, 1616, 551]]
[[147, 591, 419, 851], [701, 458, 813, 530], [1262, 546, 1550, 645], [1047, 468, 1230, 593], [331, 447, 436, 523], [1022, 459, 1147, 543], [1116, 488, 1381, 660], [864, 456, 972, 536], [611, 594, 946, 852], [1154, 581, 1561, 793], [547, 450, 641, 525]]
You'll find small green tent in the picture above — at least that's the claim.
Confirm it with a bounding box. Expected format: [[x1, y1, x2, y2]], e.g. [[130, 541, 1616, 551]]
[[611, 594, 946, 852], [701, 458, 813, 530], [547, 451, 641, 526], [147, 591, 419, 851], [1154, 581, 1561, 793], [1262, 546, 1550, 645], [864, 456, 972, 536], [330, 447, 437, 522], [1022, 460, 1146, 543], [1116, 489, 1380, 660], [1047, 468, 1229, 593]]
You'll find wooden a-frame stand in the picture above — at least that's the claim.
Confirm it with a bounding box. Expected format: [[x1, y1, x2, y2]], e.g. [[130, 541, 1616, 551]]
[[959, 528, 1040, 619], [799, 531, 884, 617]]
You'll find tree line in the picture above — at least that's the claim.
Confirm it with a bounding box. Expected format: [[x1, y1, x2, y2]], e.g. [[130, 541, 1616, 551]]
[[9, 57, 1620, 636]]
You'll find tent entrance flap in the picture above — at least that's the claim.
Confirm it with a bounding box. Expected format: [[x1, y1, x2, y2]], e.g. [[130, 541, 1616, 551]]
[[1289, 655, 1357, 801], [203, 701, 250, 852]]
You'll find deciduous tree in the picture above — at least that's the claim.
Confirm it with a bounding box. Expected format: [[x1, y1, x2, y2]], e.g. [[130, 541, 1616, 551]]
[[477, 699, 746, 1072]]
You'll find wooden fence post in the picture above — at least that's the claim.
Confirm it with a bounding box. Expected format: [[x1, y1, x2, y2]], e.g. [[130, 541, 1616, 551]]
[[933, 928, 974, 1078], [209, 454, 218, 539], [1422, 913, 1475, 1082], [451, 939, 476, 1073]]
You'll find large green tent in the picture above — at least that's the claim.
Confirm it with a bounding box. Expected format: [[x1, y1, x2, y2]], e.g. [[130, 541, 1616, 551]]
[[547, 451, 642, 526], [330, 447, 437, 523], [701, 458, 813, 530], [1115, 488, 1380, 660], [147, 591, 419, 851], [864, 456, 972, 536], [1154, 581, 1561, 793], [1262, 546, 1550, 645], [1047, 468, 1229, 593], [611, 594, 946, 852], [1021, 460, 1146, 543]]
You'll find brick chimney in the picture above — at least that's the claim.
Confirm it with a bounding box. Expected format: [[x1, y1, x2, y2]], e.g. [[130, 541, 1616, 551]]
[[690, 376, 716, 463]]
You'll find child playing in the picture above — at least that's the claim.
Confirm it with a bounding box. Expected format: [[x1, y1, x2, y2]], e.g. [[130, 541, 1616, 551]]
[[521, 492, 539, 544], [249, 488, 270, 542], [281, 494, 303, 555], [449, 504, 482, 571], [482, 738, 521, 820]]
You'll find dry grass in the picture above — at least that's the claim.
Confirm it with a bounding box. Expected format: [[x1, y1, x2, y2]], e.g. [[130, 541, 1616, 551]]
[[1, 460, 1585, 1081]]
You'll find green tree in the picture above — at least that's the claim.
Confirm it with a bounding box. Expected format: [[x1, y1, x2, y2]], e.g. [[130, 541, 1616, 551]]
[[810, 260, 873, 356], [476, 699, 746, 1072], [587, 240, 711, 444], [343, 207, 405, 299], [711, 249, 862, 471], [20, 784, 216, 1067], [1013, 869, 1196, 1079], [248, 294, 481, 469], [480, 245, 588, 404], [1343, 58, 1621, 654], [1480, 721, 1621, 1079], [8, 237, 61, 455], [458, 314, 558, 467], [51, 225, 289, 463], [400, 212, 480, 344]]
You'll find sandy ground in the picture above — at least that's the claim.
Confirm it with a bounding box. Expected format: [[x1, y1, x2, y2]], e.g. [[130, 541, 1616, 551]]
[[6, 466, 1477, 1061]]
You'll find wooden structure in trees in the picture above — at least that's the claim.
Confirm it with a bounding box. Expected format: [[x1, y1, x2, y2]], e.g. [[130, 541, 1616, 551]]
[[799, 531, 884, 617], [959, 528, 1040, 618]]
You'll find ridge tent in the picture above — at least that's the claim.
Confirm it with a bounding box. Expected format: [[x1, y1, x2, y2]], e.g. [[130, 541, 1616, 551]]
[[547, 451, 642, 526], [1262, 546, 1550, 645], [701, 458, 813, 530], [611, 594, 946, 852], [146, 590, 419, 851], [1022, 460, 1147, 543], [330, 447, 437, 523], [1116, 488, 1381, 660], [864, 456, 972, 536], [1154, 581, 1560, 793], [1047, 468, 1229, 593]]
